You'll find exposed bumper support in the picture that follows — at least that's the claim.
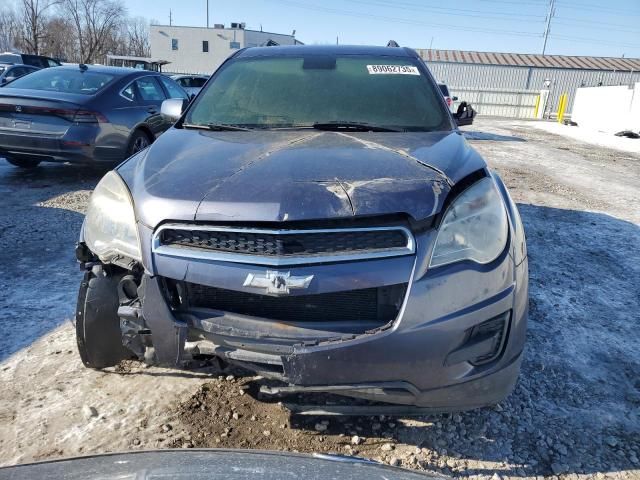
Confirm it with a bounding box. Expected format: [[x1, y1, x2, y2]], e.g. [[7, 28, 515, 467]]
[[140, 276, 188, 366]]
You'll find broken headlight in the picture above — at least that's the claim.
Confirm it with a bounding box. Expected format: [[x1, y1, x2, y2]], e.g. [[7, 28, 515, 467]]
[[429, 177, 508, 268], [83, 171, 141, 263]]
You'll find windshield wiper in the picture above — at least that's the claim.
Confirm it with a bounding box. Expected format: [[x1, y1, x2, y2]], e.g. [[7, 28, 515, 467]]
[[312, 121, 403, 132], [182, 123, 251, 131]]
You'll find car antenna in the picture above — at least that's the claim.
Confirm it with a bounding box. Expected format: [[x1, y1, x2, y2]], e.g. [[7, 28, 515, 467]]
[[79, 63, 88, 71], [387, 40, 400, 47]]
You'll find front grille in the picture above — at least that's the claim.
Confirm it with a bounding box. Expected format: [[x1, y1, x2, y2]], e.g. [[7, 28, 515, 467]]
[[159, 228, 408, 258], [184, 282, 408, 324]]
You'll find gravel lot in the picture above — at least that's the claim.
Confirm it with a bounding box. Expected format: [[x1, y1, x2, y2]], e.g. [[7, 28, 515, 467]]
[[0, 118, 638, 479]]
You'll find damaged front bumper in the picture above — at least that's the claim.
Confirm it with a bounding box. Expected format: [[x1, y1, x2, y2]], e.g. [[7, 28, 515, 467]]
[[111, 234, 528, 410]]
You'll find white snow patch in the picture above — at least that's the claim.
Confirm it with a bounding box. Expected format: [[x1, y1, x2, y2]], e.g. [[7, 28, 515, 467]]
[[530, 121, 640, 154]]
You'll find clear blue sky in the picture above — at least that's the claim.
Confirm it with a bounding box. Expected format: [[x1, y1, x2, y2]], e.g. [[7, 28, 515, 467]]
[[125, 0, 640, 58]]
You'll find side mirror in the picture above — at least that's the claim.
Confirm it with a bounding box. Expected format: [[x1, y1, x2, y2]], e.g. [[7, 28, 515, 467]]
[[161, 98, 188, 122], [454, 101, 476, 127]]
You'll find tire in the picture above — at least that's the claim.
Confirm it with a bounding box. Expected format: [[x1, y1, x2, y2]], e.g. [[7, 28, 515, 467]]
[[126, 129, 152, 157], [75, 268, 133, 369], [6, 157, 41, 169]]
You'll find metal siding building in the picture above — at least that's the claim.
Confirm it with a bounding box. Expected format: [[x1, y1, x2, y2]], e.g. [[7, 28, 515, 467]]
[[418, 49, 640, 115], [150, 24, 299, 75]]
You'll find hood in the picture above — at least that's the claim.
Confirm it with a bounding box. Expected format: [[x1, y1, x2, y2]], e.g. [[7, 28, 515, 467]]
[[0, 449, 441, 480], [118, 128, 486, 228]]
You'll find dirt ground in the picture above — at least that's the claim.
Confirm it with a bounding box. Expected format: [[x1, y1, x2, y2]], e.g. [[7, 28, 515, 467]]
[[0, 118, 638, 479]]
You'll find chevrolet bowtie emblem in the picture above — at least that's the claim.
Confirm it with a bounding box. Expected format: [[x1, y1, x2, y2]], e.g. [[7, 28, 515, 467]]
[[243, 270, 314, 295]]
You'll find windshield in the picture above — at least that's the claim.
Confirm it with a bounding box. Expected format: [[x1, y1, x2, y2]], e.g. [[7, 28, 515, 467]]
[[5, 68, 114, 95], [185, 55, 450, 131]]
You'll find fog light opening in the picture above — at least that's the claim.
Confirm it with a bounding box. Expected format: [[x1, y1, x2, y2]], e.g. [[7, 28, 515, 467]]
[[445, 312, 510, 367]]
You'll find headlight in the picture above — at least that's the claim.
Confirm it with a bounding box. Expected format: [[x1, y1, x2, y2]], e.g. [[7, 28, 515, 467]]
[[84, 171, 141, 262], [429, 177, 508, 268]]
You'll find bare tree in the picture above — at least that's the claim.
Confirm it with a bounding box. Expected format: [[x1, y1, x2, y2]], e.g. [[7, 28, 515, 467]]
[[42, 16, 75, 61], [0, 5, 20, 52], [125, 17, 150, 57], [17, 0, 62, 54], [64, 0, 126, 64]]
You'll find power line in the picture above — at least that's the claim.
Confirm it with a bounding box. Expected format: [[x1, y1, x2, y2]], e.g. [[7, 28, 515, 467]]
[[553, 18, 640, 34], [477, 0, 548, 6], [350, 0, 546, 21], [549, 34, 640, 49], [555, 1, 640, 16], [267, 0, 542, 37]]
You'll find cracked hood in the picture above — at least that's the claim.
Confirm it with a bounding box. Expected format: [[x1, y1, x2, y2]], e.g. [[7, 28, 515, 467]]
[[118, 128, 486, 228]]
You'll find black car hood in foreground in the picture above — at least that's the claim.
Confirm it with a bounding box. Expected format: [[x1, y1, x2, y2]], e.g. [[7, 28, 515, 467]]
[[118, 128, 486, 228], [0, 449, 444, 479]]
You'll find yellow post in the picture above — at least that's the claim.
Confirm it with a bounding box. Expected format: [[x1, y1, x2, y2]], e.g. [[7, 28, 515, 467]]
[[534, 94, 541, 118], [557, 93, 568, 124]]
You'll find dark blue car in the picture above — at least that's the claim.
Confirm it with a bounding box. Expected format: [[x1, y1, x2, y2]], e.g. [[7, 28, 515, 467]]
[[75, 45, 528, 412], [0, 65, 189, 168]]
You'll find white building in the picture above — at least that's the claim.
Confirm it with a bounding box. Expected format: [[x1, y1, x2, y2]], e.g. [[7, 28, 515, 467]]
[[150, 23, 300, 75]]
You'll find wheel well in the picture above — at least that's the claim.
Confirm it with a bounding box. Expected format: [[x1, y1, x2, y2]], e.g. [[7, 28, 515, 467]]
[[133, 125, 154, 142]]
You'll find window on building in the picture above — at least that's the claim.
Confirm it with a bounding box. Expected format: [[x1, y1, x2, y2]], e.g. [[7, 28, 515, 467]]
[[171, 38, 179, 50], [229, 41, 240, 49], [202, 41, 209, 53]]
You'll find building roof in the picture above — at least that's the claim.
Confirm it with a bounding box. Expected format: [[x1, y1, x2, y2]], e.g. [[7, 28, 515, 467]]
[[106, 55, 170, 65], [418, 49, 640, 72], [237, 44, 417, 58], [150, 24, 296, 38]]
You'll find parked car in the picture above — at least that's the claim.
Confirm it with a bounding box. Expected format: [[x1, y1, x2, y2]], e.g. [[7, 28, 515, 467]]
[[0, 449, 439, 480], [170, 74, 209, 96], [0, 64, 189, 168], [75, 45, 527, 412], [439, 83, 458, 112], [0, 63, 39, 85], [0, 52, 62, 68]]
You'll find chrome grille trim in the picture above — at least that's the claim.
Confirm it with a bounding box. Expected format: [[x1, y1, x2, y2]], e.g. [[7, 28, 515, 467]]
[[152, 224, 415, 266]]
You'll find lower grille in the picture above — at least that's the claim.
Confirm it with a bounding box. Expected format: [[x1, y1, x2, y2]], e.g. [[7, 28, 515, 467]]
[[183, 282, 408, 324]]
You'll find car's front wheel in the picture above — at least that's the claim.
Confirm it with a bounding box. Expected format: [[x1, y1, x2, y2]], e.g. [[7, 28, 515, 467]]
[[126, 129, 152, 157], [6, 157, 41, 169], [76, 266, 134, 369]]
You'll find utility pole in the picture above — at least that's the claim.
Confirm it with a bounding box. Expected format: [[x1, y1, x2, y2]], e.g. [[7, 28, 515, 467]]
[[206, 0, 209, 28], [542, 0, 555, 55], [169, 9, 172, 26]]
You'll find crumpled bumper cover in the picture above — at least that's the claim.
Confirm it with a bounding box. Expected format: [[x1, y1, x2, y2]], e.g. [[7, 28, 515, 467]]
[[135, 239, 528, 409]]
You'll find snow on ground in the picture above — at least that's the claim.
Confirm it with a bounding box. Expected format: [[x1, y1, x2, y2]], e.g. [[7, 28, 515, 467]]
[[0, 119, 638, 478], [530, 120, 640, 155]]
